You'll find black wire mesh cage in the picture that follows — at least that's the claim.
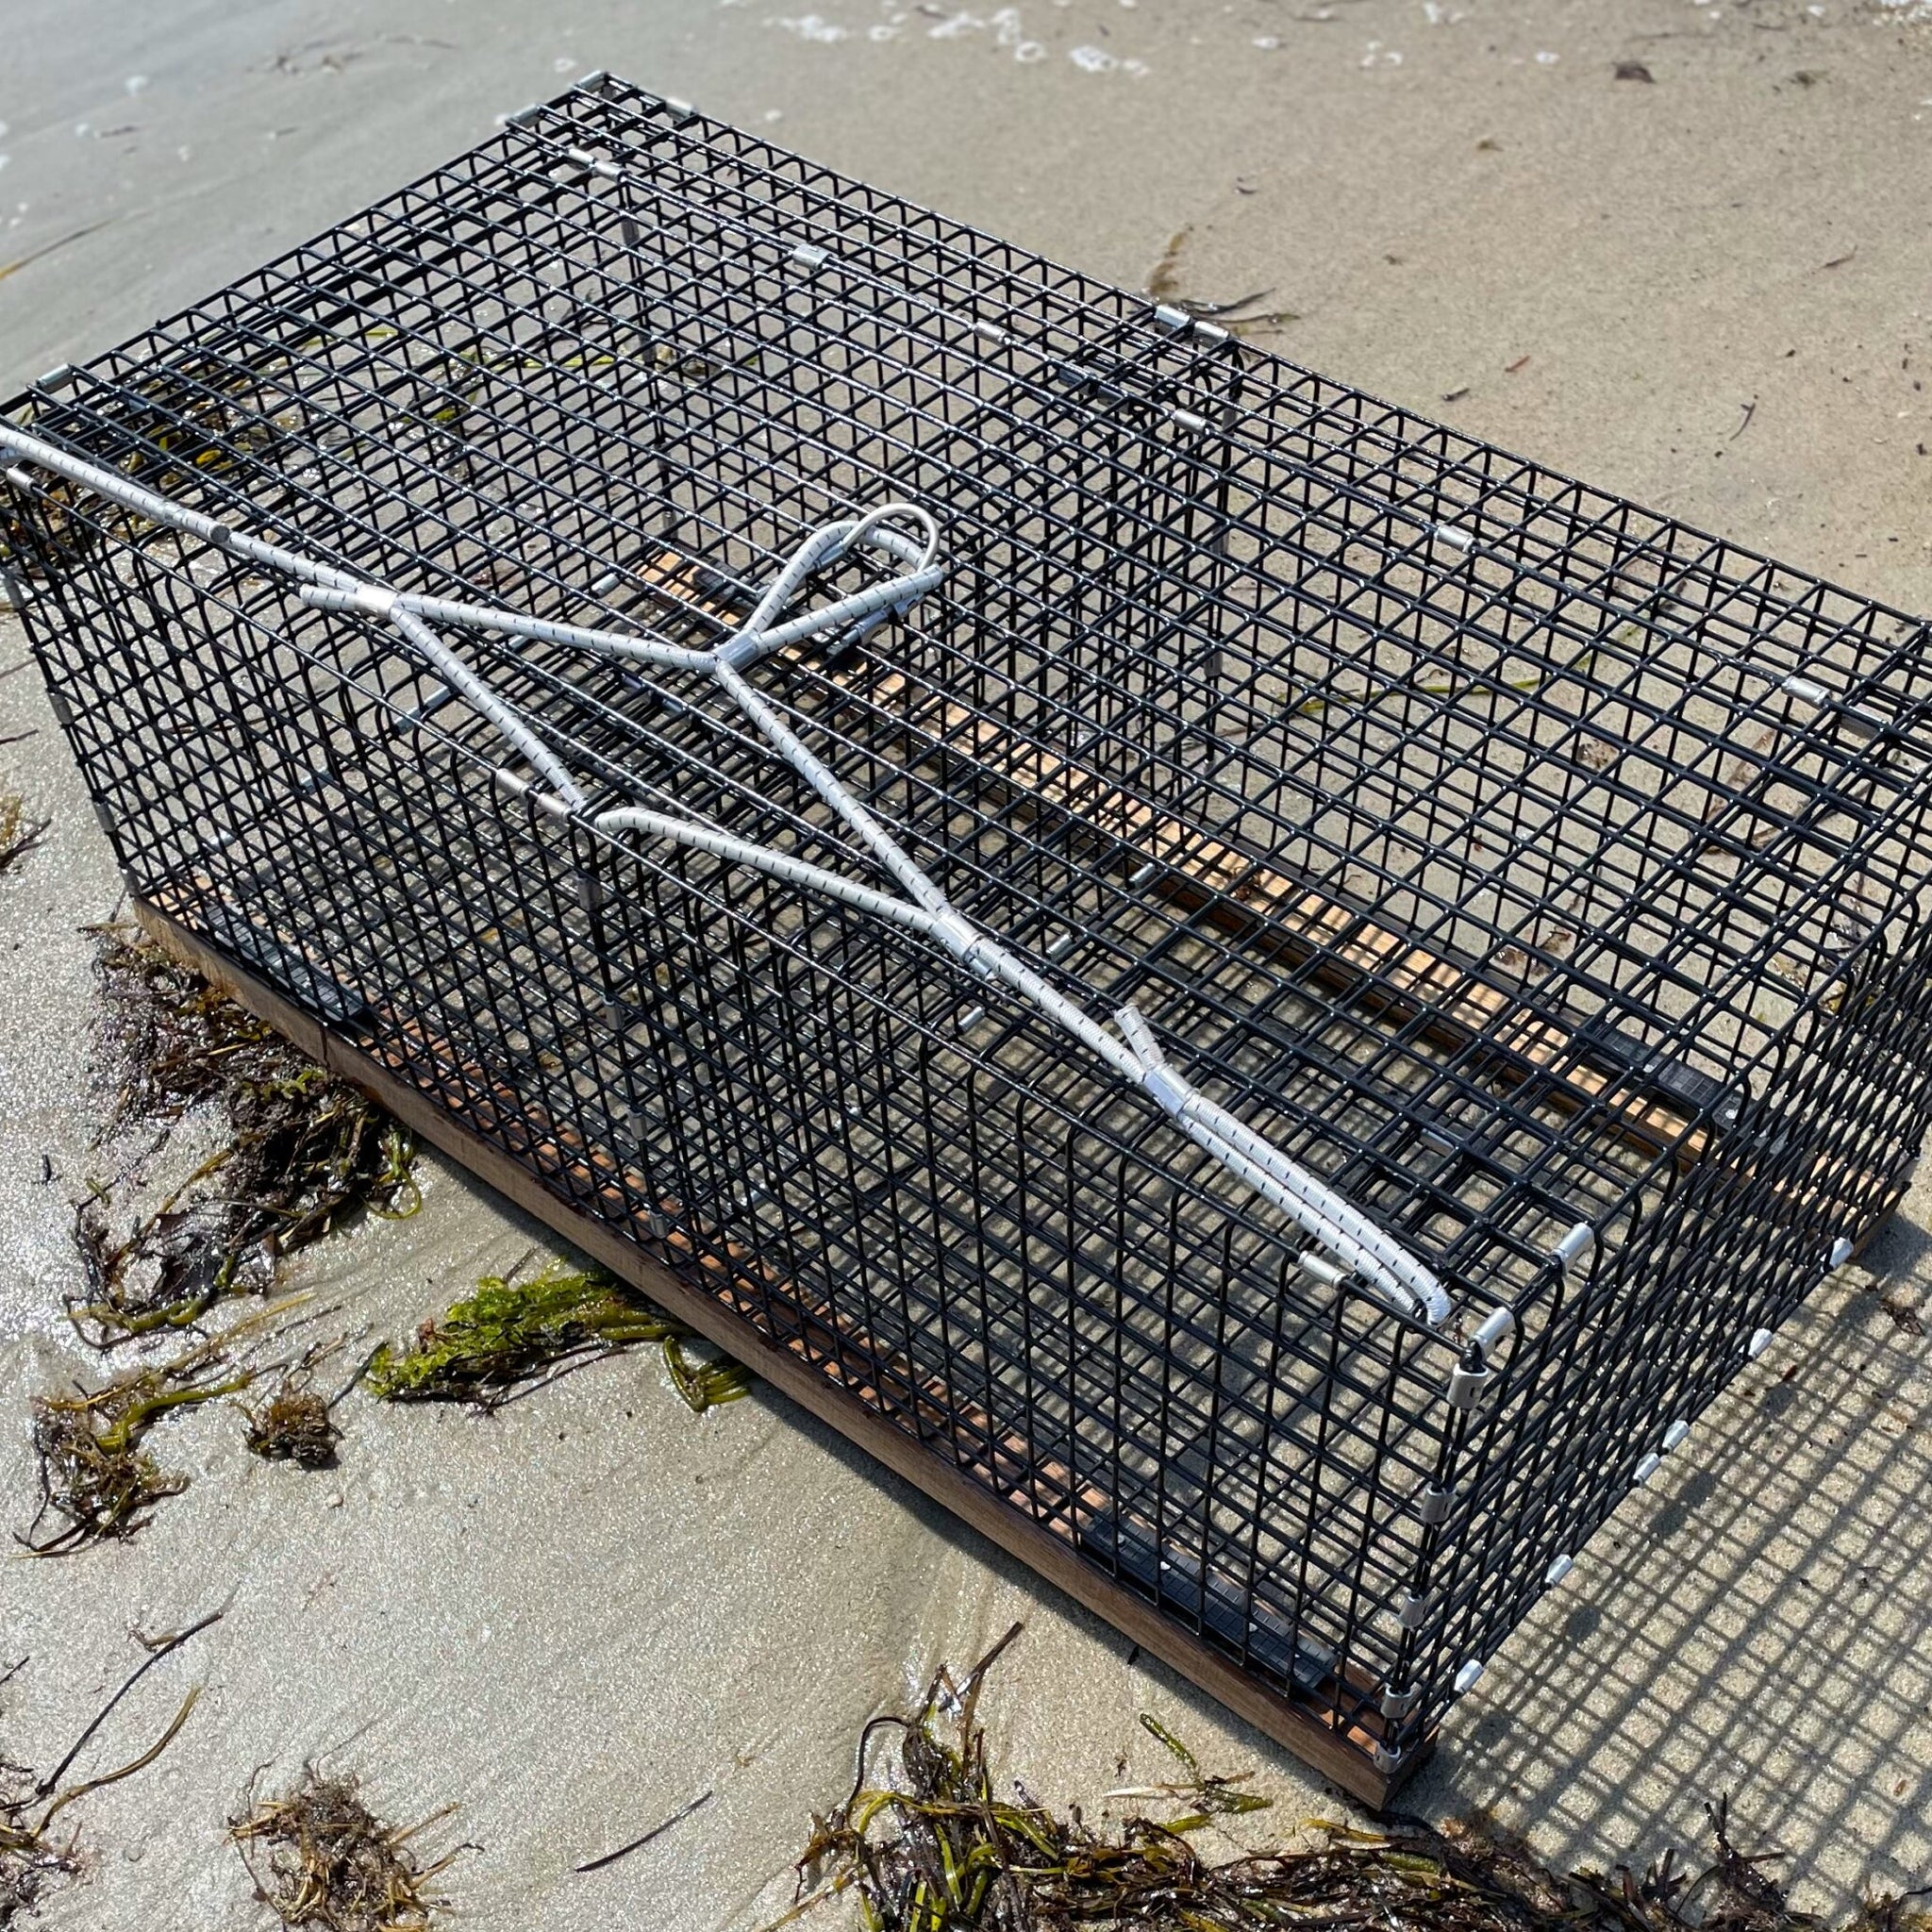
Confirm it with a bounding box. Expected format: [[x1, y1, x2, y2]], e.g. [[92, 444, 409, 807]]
[[8, 74, 1932, 1797]]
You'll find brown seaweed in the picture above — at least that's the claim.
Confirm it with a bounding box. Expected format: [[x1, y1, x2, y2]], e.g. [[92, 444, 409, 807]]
[[230, 1771, 458, 1932], [242, 1383, 341, 1470], [2, 1616, 216, 1924], [74, 927, 419, 1344], [772, 1631, 1932, 1931], [0, 789, 48, 876]]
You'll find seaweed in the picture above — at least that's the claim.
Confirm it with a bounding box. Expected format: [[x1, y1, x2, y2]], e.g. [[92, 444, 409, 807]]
[[20, 1303, 293, 1555], [0, 474, 102, 584], [0, 1684, 72, 1932], [230, 1770, 458, 1932], [0, 1804, 72, 1928], [242, 1384, 341, 1470], [0, 789, 48, 876], [772, 1631, 1932, 1932], [367, 1258, 752, 1414], [2, 1615, 216, 1924], [1105, 1713, 1274, 1834], [1144, 227, 1298, 339], [73, 926, 419, 1344]]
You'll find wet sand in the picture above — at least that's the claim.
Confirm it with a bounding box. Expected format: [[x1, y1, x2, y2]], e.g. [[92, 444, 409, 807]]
[[3, 1, 1931, 1923]]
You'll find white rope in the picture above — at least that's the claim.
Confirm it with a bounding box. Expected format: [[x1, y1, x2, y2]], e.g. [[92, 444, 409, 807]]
[[0, 422, 1450, 1325]]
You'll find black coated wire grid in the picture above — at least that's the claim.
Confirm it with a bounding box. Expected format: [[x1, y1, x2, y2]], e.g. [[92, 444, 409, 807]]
[[8, 72, 1932, 1786]]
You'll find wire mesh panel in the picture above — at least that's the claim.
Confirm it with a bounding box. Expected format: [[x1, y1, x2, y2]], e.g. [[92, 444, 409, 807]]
[[7, 74, 1932, 1796]]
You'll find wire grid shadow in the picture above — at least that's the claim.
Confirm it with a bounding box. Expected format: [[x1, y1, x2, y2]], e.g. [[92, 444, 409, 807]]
[[1414, 1254, 1932, 1903]]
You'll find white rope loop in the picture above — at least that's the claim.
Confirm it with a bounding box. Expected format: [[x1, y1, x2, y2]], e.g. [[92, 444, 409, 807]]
[[0, 421, 1448, 1326]]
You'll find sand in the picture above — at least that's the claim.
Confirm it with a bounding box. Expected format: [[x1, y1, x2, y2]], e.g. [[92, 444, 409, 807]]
[[2, 0, 1930, 1923]]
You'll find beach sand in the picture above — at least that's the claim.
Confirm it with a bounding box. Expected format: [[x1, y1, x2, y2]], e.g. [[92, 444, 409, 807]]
[[2, 1, 1930, 1923]]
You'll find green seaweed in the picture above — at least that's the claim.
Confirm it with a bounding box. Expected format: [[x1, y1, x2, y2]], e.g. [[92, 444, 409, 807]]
[[1106, 1713, 1274, 1834], [368, 1260, 751, 1415], [18, 1313, 284, 1555]]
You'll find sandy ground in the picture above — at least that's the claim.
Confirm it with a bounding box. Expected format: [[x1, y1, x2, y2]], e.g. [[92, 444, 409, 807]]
[[3, 1, 1931, 1924]]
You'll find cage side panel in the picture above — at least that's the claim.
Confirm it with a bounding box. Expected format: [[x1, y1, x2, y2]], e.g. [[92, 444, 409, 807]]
[[1399, 916, 1932, 1743]]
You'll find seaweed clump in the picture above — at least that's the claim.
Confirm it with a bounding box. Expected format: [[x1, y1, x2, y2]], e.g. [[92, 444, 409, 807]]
[[75, 926, 419, 1342], [0, 789, 48, 877], [774, 1632, 1932, 1932], [0, 1800, 73, 1929], [368, 1259, 751, 1414], [242, 1383, 341, 1470], [21, 1328, 255, 1556], [230, 1771, 457, 1932]]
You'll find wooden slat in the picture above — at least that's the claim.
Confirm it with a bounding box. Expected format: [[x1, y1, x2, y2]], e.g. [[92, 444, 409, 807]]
[[841, 666, 1708, 1163]]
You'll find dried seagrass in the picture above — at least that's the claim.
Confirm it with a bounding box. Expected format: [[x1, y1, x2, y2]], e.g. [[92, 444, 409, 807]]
[[0, 789, 47, 876], [231, 1771, 457, 1932], [2, 1618, 216, 1924], [776, 1638, 1931, 1932]]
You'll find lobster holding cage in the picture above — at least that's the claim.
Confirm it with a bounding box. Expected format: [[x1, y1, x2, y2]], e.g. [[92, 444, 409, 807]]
[[7, 75, 1932, 1800]]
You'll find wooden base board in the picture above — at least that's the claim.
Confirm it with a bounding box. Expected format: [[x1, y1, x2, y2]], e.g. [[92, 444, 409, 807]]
[[131, 893, 1418, 1808]]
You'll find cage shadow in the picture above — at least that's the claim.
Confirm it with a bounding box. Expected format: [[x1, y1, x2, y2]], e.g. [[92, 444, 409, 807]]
[[1410, 1254, 1932, 1907]]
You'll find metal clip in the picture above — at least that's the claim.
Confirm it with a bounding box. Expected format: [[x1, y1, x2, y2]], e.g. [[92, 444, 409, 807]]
[[1379, 1682, 1420, 1721], [1396, 1588, 1435, 1631], [1296, 1249, 1349, 1289], [1554, 1222, 1594, 1273], [1472, 1306, 1515, 1354]]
